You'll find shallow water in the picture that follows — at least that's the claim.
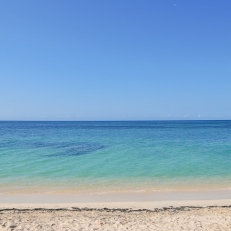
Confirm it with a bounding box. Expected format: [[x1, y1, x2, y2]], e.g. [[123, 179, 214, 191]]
[[0, 121, 231, 193]]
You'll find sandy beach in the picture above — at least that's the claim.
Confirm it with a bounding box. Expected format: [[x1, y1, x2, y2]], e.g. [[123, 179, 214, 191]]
[[1, 204, 231, 231], [1, 191, 231, 230]]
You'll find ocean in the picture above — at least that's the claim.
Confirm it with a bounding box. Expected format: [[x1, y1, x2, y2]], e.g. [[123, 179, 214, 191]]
[[0, 121, 231, 194]]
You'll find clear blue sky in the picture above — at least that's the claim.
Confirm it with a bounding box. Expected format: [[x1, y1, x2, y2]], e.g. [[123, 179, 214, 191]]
[[1, 0, 231, 120]]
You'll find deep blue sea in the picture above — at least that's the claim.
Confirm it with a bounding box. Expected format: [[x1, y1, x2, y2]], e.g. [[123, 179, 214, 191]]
[[0, 121, 231, 194]]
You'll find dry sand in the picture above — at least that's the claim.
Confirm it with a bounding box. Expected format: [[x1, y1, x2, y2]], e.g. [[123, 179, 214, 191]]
[[1, 205, 231, 231], [1, 191, 231, 230]]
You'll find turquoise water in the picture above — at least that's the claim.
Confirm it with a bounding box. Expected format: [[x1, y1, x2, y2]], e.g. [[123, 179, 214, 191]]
[[0, 121, 231, 194]]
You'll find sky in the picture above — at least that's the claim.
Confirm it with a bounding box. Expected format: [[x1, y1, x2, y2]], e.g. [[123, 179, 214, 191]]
[[1, 0, 231, 120]]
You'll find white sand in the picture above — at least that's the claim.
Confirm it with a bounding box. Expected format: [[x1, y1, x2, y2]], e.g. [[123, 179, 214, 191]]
[[1, 191, 231, 230], [1, 203, 231, 230]]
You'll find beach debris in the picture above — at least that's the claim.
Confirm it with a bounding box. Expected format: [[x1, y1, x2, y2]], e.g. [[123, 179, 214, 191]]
[[99, 221, 104, 226]]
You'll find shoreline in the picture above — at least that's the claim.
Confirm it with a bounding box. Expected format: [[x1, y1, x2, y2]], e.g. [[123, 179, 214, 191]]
[[1, 189, 231, 208]]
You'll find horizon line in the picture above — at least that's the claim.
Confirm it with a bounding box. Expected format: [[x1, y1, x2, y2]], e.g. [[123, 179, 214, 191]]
[[0, 119, 231, 122]]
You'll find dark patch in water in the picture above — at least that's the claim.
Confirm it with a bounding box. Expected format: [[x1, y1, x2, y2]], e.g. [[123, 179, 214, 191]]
[[0, 139, 105, 157], [46, 142, 105, 157]]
